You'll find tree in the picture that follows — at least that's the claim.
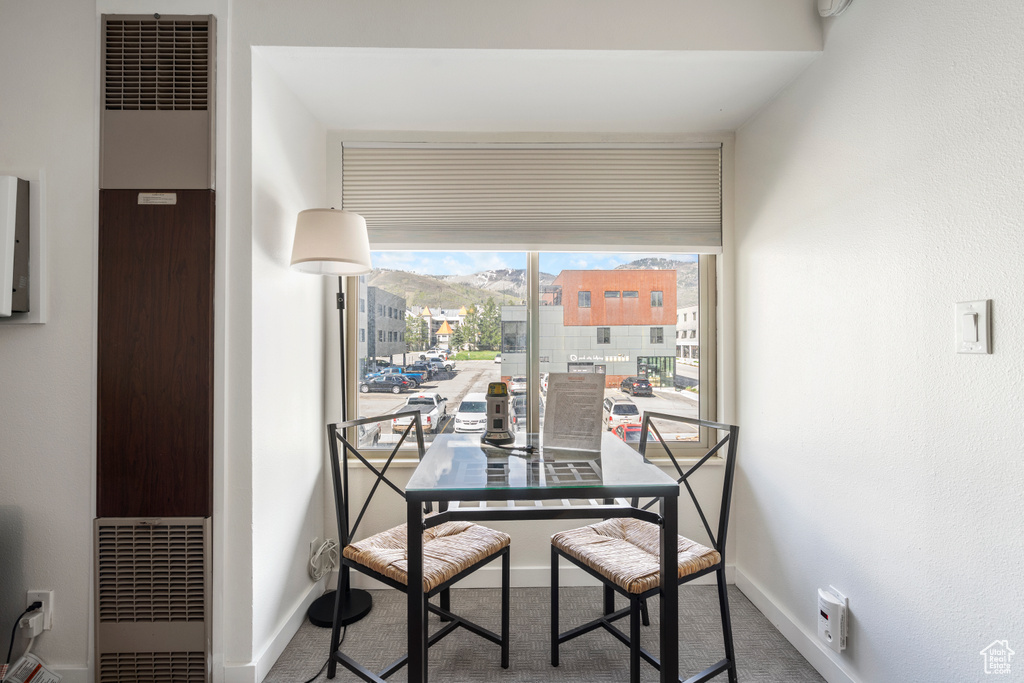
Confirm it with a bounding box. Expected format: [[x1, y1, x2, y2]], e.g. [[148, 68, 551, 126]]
[[479, 297, 501, 350], [405, 314, 428, 352], [461, 305, 480, 350]]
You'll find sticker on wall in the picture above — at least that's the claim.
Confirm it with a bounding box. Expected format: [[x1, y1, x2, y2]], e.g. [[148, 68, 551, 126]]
[[137, 193, 177, 205]]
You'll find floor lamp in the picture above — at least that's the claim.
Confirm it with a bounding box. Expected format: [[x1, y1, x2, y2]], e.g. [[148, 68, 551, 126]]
[[290, 208, 373, 628]]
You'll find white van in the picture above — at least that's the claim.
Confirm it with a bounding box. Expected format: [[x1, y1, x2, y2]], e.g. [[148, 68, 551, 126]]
[[454, 393, 488, 433], [602, 397, 641, 431]]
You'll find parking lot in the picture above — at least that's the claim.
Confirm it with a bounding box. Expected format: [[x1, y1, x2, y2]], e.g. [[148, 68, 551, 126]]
[[357, 360, 700, 445]]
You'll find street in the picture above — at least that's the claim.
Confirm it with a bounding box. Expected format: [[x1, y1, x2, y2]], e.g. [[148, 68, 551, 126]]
[[357, 360, 701, 444]]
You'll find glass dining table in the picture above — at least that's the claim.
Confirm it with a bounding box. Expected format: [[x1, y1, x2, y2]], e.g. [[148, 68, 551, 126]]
[[403, 432, 682, 682]]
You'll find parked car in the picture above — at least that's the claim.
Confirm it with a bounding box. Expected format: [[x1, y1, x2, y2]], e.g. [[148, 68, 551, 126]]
[[358, 417, 381, 447], [406, 361, 434, 381], [359, 375, 412, 394], [425, 355, 455, 371], [602, 396, 641, 431], [391, 393, 449, 434], [453, 393, 488, 433], [613, 423, 655, 443], [510, 394, 544, 431], [619, 376, 653, 397], [494, 353, 502, 364], [509, 376, 527, 394], [384, 366, 426, 386]]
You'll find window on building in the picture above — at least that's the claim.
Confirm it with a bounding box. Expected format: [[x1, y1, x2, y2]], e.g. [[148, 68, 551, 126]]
[[604, 291, 620, 299], [597, 327, 611, 344], [502, 321, 527, 353], [578, 291, 591, 308], [623, 291, 638, 298], [651, 327, 664, 344], [378, 330, 384, 342], [651, 291, 663, 307], [690, 330, 697, 339], [377, 304, 383, 315], [359, 328, 365, 342]]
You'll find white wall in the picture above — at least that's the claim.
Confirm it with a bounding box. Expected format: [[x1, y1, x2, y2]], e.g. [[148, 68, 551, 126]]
[[246, 52, 330, 680], [0, 1, 97, 677], [733, 2, 1024, 682]]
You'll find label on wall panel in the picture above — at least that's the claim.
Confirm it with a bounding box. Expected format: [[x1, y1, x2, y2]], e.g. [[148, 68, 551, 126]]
[[137, 192, 177, 205]]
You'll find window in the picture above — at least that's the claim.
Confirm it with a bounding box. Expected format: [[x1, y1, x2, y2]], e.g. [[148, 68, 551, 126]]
[[502, 321, 527, 353], [690, 330, 697, 339], [354, 250, 716, 456], [377, 304, 383, 316], [651, 291, 663, 307], [378, 330, 384, 342], [359, 328, 365, 342]]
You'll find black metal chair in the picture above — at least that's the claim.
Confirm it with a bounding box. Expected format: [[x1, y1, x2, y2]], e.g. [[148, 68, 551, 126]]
[[326, 410, 511, 682], [550, 412, 740, 683]]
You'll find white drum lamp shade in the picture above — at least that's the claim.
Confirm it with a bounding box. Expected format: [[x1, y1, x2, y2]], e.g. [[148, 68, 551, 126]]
[[290, 209, 372, 275]]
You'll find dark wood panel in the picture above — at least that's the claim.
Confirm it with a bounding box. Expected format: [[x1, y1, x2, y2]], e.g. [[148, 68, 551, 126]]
[[97, 190, 214, 517]]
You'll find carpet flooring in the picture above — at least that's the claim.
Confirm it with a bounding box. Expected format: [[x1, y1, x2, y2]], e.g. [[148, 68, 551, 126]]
[[264, 586, 825, 682]]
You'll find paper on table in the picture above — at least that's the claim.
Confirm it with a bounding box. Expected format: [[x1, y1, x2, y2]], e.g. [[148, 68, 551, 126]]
[[542, 372, 604, 452]]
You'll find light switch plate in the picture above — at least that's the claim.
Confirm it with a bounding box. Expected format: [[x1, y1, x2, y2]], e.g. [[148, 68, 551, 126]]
[[956, 300, 991, 354]]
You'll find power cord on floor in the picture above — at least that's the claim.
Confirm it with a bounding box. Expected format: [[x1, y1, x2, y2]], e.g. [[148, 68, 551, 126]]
[[303, 625, 345, 683], [1, 602, 42, 683]]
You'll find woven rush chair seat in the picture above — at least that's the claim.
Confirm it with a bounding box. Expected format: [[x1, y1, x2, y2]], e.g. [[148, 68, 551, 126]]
[[344, 520, 511, 593], [552, 518, 720, 594]]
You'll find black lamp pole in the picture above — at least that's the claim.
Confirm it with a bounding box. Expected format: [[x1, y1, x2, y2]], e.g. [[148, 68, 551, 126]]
[[307, 276, 373, 628]]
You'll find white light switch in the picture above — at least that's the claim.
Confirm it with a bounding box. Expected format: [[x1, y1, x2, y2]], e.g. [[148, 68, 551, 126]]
[[956, 300, 991, 354], [962, 313, 978, 342]]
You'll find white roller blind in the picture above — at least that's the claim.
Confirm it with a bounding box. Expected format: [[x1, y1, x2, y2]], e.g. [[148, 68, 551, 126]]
[[341, 144, 722, 252]]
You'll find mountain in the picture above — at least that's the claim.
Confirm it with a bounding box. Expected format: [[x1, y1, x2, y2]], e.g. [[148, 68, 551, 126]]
[[366, 269, 525, 309], [440, 268, 555, 293], [367, 259, 698, 310]]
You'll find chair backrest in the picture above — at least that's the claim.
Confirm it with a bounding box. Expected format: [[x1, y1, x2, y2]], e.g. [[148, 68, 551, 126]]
[[636, 412, 740, 557], [327, 410, 426, 548]]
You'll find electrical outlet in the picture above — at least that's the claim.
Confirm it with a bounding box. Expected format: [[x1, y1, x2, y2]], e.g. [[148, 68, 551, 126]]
[[27, 590, 53, 630]]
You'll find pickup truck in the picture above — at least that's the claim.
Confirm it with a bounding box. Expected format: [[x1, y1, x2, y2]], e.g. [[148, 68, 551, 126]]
[[425, 355, 456, 372], [370, 366, 426, 387], [391, 393, 449, 434]]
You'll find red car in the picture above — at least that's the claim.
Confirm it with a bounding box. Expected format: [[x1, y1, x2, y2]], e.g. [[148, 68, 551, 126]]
[[613, 424, 655, 443]]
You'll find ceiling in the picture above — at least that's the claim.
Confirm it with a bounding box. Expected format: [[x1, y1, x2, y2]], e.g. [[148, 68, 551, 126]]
[[260, 47, 820, 134]]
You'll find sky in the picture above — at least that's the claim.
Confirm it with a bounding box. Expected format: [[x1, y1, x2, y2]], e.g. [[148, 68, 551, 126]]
[[371, 251, 698, 277]]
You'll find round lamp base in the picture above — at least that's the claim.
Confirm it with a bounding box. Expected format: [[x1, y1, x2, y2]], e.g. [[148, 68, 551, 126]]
[[307, 588, 373, 628]]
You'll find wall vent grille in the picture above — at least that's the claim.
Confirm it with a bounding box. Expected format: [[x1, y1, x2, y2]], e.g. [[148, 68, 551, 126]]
[[104, 18, 210, 111], [99, 652, 206, 682], [97, 521, 206, 621]]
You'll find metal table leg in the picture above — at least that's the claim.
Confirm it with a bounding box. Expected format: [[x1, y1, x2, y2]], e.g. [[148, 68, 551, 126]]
[[660, 494, 679, 683], [407, 498, 427, 682]]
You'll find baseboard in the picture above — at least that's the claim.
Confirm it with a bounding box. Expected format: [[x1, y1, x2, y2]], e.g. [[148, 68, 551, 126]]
[[348, 563, 735, 590], [49, 667, 88, 683], [735, 568, 860, 683], [220, 580, 325, 683]]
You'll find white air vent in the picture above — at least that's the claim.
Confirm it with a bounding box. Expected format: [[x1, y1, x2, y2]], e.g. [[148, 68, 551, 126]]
[[100, 14, 216, 189], [104, 19, 209, 111], [95, 518, 210, 683]]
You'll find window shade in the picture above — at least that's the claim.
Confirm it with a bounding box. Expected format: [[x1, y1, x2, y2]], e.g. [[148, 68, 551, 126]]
[[341, 144, 722, 252]]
